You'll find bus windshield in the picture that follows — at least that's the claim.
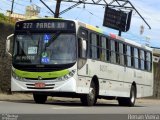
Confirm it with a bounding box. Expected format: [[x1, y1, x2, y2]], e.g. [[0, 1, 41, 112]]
[[13, 32, 76, 65]]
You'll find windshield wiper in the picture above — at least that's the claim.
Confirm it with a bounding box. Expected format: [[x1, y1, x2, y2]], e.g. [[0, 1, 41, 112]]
[[45, 31, 61, 48], [26, 31, 34, 41]]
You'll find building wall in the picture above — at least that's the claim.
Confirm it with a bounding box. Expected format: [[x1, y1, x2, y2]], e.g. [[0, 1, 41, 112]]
[[6, 11, 25, 20], [153, 48, 160, 98], [153, 62, 160, 98], [0, 21, 13, 93]]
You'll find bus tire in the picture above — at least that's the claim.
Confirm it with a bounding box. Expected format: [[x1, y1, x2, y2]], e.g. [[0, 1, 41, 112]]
[[80, 81, 97, 106], [33, 93, 47, 104], [118, 85, 136, 107]]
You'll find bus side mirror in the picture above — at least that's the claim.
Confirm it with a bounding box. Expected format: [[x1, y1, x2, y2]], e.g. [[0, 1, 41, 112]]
[[6, 34, 14, 56], [79, 38, 87, 58]]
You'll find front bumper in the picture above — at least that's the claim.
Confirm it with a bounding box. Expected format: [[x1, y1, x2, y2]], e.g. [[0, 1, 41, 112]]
[[11, 77, 77, 92]]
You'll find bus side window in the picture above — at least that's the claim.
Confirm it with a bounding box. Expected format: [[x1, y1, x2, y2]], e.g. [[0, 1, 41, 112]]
[[106, 37, 110, 62], [119, 43, 124, 65], [123, 44, 127, 66], [140, 50, 145, 70], [90, 33, 98, 59], [97, 35, 100, 59], [131, 47, 134, 67], [134, 48, 139, 69], [126, 45, 131, 67], [145, 52, 151, 71], [115, 41, 120, 64], [110, 40, 116, 63], [100, 37, 107, 61]]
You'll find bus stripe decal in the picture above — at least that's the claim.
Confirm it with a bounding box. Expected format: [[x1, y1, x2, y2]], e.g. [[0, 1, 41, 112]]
[[14, 69, 69, 79]]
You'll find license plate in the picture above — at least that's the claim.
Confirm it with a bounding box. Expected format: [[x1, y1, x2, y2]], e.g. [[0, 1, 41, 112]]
[[35, 82, 45, 88]]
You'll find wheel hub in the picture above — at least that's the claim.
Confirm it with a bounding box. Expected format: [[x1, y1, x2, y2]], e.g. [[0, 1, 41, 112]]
[[131, 89, 135, 103], [89, 87, 94, 100]]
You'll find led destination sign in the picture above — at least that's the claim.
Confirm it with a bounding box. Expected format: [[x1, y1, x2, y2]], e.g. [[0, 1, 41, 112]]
[[23, 22, 66, 29], [15, 20, 75, 31], [103, 7, 132, 32]]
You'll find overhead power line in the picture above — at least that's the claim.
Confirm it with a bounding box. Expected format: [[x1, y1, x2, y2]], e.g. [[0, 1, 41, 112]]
[[59, 2, 81, 15], [0, 0, 12, 7], [40, 0, 55, 15], [52, 0, 151, 29], [7, 0, 26, 6]]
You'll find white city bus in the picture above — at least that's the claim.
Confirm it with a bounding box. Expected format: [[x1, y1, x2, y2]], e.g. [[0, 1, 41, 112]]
[[6, 18, 153, 106]]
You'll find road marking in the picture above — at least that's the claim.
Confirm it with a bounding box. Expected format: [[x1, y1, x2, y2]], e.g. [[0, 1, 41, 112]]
[[51, 107, 84, 110]]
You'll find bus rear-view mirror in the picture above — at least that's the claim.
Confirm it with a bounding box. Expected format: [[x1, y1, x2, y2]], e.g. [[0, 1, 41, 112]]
[[6, 34, 14, 56]]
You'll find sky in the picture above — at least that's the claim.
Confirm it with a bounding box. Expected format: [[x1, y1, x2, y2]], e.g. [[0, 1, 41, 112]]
[[0, 0, 160, 47]]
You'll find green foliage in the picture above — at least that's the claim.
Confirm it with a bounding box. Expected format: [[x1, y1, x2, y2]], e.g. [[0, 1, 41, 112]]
[[0, 13, 6, 20], [0, 13, 15, 24]]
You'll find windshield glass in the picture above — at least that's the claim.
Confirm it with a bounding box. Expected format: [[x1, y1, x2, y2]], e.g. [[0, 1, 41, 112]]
[[13, 33, 76, 65]]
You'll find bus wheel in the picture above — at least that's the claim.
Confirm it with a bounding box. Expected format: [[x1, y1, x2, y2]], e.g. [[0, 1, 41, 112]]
[[33, 93, 47, 104], [118, 85, 136, 107], [80, 81, 97, 106]]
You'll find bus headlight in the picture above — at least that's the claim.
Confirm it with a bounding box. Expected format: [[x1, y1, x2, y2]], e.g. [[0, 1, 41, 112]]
[[64, 75, 69, 80], [69, 70, 76, 77], [12, 71, 25, 81]]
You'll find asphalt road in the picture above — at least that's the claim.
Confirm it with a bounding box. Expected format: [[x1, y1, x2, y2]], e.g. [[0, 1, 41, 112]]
[[0, 98, 160, 120]]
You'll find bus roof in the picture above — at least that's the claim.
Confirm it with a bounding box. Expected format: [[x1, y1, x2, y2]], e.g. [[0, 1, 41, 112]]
[[75, 20, 152, 51]]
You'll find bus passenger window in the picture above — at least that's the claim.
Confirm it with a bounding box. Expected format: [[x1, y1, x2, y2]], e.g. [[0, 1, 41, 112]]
[[119, 43, 124, 65], [126, 45, 131, 67], [146, 52, 151, 71], [90, 34, 98, 59], [106, 38, 110, 61], [115, 41, 120, 64], [110, 40, 116, 63], [100, 37, 107, 61], [140, 50, 145, 70], [134, 48, 139, 69], [123, 44, 127, 66], [131, 47, 134, 67]]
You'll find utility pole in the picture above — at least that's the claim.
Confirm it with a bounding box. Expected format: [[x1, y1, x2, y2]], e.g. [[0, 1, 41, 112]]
[[11, 0, 15, 14], [9, 0, 14, 22], [54, 0, 61, 18], [118, 30, 122, 36]]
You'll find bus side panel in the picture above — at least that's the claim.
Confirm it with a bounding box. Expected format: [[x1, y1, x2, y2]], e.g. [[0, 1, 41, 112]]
[[76, 76, 90, 94], [77, 58, 153, 98], [78, 59, 130, 97], [77, 61, 91, 94]]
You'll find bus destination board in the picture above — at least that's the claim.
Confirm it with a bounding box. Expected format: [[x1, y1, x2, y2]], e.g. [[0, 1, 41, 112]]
[[15, 20, 75, 31]]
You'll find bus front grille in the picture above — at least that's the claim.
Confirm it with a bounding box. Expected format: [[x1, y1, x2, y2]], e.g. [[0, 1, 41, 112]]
[[27, 87, 54, 89], [26, 83, 55, 89], [25, 78, 57, 80]]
